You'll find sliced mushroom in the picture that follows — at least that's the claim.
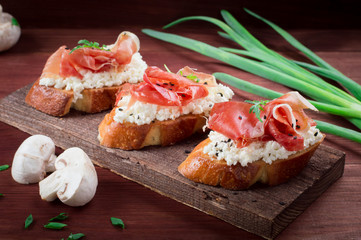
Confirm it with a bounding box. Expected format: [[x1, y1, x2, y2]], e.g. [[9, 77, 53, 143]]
[[0, 4, 21, 52], [39, 147, 98, 207], [11, 135, 56, 184]]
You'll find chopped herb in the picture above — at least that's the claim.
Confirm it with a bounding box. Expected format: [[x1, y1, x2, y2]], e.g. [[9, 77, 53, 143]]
[[11, 17, 20, 26], [215, 143, 218, 147], [244, 100, 270, 122], [215, 152, 219, 157], [70, 39, 109, 54], [293, 136, 297, 139], [185, 74, 200, 83], [163, 82, 169, 85], [288, 133, 293, 136], [111, 217, 125, 229], [44, 222, 67, 230], [263, 115, 267, 119], [314, 131, 319, 136], [296, 119, 299, 122], [164, 64, 172, 73], [0, 165, 9, 171], [66, 233, 85, 240], [156, 83, 161, 86], [170, 83, 175, 86], [292, 123, 294, 128], [130, 113, 133, 116], [227, 139, 231, 143], [25, 214, 33, 229], [170, 88, 173, 91], [0, 193, 3, 197], [49, 213, 68, 222], [296, 125, 301, 129], [118, 108, 123, 111], [181, 94, 186, 97]]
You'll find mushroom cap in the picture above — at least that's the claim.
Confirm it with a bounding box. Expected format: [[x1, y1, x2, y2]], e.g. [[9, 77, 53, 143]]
[[0, 5, 21, 52], [39, 147, 98, 207], [11, 135, 56, 184]]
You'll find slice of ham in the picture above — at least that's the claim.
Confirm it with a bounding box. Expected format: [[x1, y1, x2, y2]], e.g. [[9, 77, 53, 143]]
[[41, 31, 140, 79], [116, 66, 209, 107], [209, 92, 318, 151]]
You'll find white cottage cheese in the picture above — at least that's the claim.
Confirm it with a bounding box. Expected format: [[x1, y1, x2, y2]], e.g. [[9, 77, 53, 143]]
[[203, 126, 323, 166], [39, 52, 147, 102], [113, 83, 234, 125]]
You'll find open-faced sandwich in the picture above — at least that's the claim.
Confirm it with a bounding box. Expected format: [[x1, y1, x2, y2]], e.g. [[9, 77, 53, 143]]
[[98, 66, 234, 150], [25, 31, 147, 116], [178, 92, 325, 190]]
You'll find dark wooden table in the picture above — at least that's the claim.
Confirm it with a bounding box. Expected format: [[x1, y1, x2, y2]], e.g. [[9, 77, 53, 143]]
[[1, 1, 360, 239]]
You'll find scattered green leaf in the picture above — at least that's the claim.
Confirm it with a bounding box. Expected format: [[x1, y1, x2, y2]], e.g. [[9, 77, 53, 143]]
[[11, 17, 20, 26], [49, 213, 68, 222], [111, 217, 125, 229], [244, 100, 270, 122], [0, 165, 9, 171], [66, 233, 85, 240], [185, 74, 200, 83], [70, 39, 109, 54], [25, 214, 33, 229], [43, 222, 67, 230]]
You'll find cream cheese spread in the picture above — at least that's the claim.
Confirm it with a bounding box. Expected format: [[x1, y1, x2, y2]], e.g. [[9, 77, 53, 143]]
[[39, 52, 147, 102], [113, 83, 234, 125], [203, 126, 323, 166]]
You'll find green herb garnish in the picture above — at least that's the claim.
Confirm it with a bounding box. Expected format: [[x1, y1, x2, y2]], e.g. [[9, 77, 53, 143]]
[[70, 39, 109, 54], [185, 73, 200, 83], [164, 64, 172, 73], [0, 165, 9, 171], [49, 213, 68, 222], [66, 233, 85, 240], [43, 222, 67, 230], [111, 217, 125, 229], [25, 214, 33, 229], [0, 193, 3, 197], [11, 17, 20, 26], [245, 100, 270, 122]]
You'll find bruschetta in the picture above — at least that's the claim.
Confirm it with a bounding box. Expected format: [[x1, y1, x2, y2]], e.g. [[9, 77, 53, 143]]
[[98, 66, 234, 150], [25, 31, 147, 116], [178, 92, 325, 190]]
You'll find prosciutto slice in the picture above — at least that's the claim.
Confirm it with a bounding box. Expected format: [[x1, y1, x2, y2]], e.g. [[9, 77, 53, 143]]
[[208, 92, 318, 151]]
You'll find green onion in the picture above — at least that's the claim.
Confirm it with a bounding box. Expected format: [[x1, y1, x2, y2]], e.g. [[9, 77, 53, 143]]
[[25, 214, 33, 229], [111, 217, 125, 229], [141, 9, 361, 144], [0, 165, 10, 171], [43, 222, 67, 230], [49, 213, 68, 222]]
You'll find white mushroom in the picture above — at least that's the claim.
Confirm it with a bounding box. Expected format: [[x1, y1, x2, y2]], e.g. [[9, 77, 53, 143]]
[[0, 4, 21, 52], [39, 147, 98, 207], [11, 135, 57, 184]]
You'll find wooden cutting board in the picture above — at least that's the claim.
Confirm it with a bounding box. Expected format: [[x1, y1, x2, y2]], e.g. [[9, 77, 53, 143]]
[[0, 85, 345, 240]]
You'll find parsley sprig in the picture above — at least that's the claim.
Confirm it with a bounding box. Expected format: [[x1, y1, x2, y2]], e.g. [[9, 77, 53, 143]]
[[245, 100, 270, 122], [70, 39, 109, 54]]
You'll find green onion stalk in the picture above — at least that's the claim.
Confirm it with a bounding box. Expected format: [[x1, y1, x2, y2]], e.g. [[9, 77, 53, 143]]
[[141, 9, 361, 144]]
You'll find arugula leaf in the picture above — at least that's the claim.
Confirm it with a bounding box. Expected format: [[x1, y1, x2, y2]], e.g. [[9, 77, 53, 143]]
[[11, 17, 20, 26], [25, 214, 33, 229], [0, 165, 9, 171], [43, 222, 67, 230], [70, 39, 110, 54], [67, 233, 85, 240], [111, 217, 125, 229], [244, 99, 270, 122], [49, 213, 68, 222]]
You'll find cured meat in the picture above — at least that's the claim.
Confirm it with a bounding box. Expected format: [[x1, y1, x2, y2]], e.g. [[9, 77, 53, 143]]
[[116, 66, 209, 107], [40, 31, 140, 79], [208, 92, 318, 151]]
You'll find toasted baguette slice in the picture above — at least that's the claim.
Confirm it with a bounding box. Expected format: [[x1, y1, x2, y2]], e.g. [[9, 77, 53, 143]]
[[98, 108, 206, 150], [25, 79, 121, 116], [178, 135, 324, 190]]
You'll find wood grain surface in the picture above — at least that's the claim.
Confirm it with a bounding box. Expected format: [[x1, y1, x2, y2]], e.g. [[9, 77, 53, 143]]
[[0, 1, 361, 239]]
